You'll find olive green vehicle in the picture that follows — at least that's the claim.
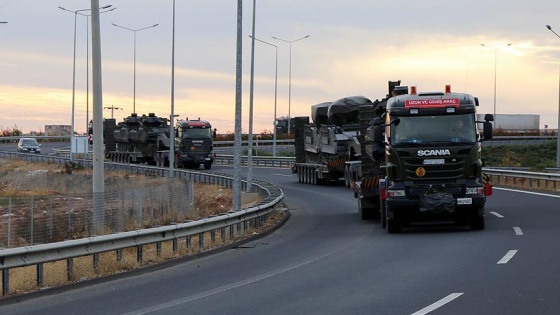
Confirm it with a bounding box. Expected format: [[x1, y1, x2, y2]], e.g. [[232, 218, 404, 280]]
[[355, 84, 494, 233]]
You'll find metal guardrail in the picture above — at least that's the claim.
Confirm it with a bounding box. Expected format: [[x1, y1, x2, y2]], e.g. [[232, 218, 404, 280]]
[[483, 168, 560, 191], [0, 151, 284, 295], [214, 154, 294, 168]]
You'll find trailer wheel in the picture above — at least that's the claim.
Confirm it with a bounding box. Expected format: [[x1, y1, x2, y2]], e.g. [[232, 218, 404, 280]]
[[312, 170, 319, 185], [297, 167, 302, 183], [469, 207, 485, 230], [344, 165, 351, 188]]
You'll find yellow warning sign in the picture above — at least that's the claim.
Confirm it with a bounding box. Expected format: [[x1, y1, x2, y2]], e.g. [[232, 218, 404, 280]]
[[416, 167, 426, 177]]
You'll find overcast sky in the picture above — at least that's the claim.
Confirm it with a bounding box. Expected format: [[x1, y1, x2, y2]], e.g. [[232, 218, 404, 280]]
[[1, 0, 560, 134]]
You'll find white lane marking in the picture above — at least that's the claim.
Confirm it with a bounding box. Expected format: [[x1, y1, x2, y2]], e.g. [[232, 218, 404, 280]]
[[273, 173, 293, 177], [493, 187, 560, 198], [411, 293, 464, 315], [490, 211, 504, 218], [497, 250, 518, 264], [513, 226, 524, 235]]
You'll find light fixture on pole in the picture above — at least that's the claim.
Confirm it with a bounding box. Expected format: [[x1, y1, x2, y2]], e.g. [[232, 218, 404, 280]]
[[250, 35, 278, 157], [545, 24, 560, 171], [272, 35, 310, 135], [78, 6, 116, 134], [103, 105, 122, 119], [112, 22, 159, 114], [480, 43, 511, 128], [59, 5, 111, 161]]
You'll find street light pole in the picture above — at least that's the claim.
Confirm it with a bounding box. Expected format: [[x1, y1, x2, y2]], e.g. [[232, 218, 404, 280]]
[[112, 22, 159, 114], [78, 7, 116, 134], [545, 25, 560, 171], [481, 43, 511, 129], [272, 35, 310, 135], [169, 0, 177, 178], [103, 105, 122, 119], [59, 6, 105, 161], [250, 35, 278, 157]]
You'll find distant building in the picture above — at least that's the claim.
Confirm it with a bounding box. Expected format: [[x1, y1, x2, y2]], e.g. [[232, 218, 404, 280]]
[[45, 125, 71, 136]]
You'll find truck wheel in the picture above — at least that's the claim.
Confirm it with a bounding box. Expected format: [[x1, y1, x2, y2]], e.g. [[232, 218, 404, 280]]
[[297, 167, 302, 183], [358, 198, 370, 220], [380, 199, 387, 229], [204, 162, 212, 170], [311, 170, 318, 185], [469, 207, 485, 230], [387, 209, 401, 233]]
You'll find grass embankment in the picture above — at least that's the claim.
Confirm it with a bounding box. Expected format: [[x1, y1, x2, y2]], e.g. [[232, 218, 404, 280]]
[[0, 159, 286, 297], [482, 140, 558, 171]]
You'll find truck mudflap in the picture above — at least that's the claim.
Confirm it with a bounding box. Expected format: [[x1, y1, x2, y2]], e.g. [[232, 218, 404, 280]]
[[483, 173, 493, 196]]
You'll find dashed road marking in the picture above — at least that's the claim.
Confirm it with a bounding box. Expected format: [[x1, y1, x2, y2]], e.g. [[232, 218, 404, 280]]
[[513, 227, 523, 235], [497, 250, 518, 264], [490, 211, 504, 218], [411, 293, 464, 315]]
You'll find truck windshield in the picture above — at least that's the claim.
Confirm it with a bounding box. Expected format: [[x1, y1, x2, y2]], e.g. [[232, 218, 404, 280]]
[[391, 114, 476, 145], [182, 128, 212, 139]]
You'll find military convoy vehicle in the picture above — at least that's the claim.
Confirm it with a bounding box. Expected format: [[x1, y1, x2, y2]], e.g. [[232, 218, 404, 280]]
[[355, 83, 494, 232]]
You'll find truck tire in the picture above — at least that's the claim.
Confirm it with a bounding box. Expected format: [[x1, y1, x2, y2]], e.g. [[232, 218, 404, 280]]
[[204, 162, 212, 170], [344, 165, 351, 188], [297, 167, 302, 183], [358, 198, 370, 220], [311, 170, 318, 185], [386, 207, 401, 233], [469, 207, 485, 230], [380, 199, 387, 229]]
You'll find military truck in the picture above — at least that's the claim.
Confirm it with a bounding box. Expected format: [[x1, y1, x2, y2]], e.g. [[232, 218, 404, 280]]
[[174, 117, 216, 170], [357, 84, 494, 232], [104, 114, 216, 169], [107, 113, 172, 165], [292, 96, 371, 185]]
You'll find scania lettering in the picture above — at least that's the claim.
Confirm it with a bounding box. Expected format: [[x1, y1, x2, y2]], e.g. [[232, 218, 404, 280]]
[[417, 149, 451, 157]]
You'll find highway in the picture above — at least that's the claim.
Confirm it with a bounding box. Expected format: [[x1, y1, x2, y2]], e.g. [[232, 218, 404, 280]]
[[0, 164, 559, 314]]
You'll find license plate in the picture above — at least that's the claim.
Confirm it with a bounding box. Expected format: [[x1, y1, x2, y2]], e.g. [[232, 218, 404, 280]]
[[423, 159, 445, 165], [457, 198, 472, 205]]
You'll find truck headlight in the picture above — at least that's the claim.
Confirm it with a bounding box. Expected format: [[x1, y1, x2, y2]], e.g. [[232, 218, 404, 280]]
[[466, 187, 483, 195], [388, 189, 406, 197]]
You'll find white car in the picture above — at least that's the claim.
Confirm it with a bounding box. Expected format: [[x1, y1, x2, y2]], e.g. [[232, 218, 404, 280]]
[[17, 137, 41, 153]]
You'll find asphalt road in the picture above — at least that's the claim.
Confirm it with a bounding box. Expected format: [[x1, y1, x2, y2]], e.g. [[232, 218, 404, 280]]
[[1, 165, 559, 314]]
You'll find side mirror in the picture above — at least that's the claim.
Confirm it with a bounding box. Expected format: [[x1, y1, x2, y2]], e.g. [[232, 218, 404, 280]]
[[372, 117, 384, 143], [484, 114, 494, 122], [213, 128, 217, 138], [483, 121, 493, 140]]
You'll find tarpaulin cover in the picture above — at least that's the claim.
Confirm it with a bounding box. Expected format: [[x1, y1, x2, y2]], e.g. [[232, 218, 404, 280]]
[[328, 96, 372, 126], [311, 102, 331, 127], [419, 192, 456, 213]]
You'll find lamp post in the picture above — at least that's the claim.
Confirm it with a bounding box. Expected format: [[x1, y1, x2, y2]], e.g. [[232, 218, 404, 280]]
[[112, 22, 159, 114], [103, 105, 122, 119], [480, 43, 511, 128], [169, 0, 176, 178], [59, 5, 111, 161], [272, 35, 310, 135], [250, 35, 278, 157], [78, 7, 116, 134], [546, 25, 560, 171]]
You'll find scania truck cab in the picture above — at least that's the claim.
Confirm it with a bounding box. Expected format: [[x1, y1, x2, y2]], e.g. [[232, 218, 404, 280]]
[[175, 118, 216, 169], [373, 85, 494, 233]]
